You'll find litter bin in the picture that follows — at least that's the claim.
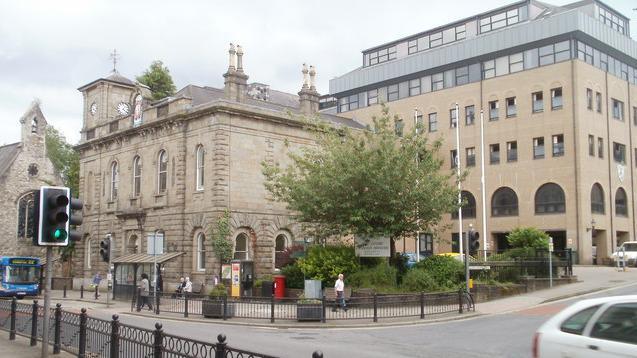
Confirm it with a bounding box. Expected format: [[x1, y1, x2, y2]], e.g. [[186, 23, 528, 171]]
[[273, 275, 286, 298], [261, 280, 274, 297]]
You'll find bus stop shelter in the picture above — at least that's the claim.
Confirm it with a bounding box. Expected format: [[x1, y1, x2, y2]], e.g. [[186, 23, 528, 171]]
[[112, 252, 183, 300]]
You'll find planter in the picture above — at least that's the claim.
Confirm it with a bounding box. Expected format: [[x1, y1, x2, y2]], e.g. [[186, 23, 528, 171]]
[[297, 304, 322, 321], [202, 299, 235, 318]]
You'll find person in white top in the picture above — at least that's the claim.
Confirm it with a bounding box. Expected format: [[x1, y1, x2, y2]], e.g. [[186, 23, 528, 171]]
[[184, 277, 193, 294], [333, 273, 347, 312]]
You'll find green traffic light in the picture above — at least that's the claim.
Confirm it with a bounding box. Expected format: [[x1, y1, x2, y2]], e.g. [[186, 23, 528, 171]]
[[53, 229, 67, 241]]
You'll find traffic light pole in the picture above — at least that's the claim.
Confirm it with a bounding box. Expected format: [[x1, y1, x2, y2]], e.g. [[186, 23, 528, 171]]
[[464, 228, 470, 293], [41, 246, 53, 358]]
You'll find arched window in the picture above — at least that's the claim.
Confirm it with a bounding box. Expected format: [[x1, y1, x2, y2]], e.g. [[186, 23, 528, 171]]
[[274, 233, 289, 269], [86, 238, 92, 269], [591, 183, 605, 214], [615, 187, 628, 216], [110, 161, 119, 200], [157, 150, 167, 193], [16, 192, 35, 239], [196, 145, 204, 191], [128, 234, 139, 254], [491, 187, 518, 217], [196, 232, 206, 271], [535, 183, 566, 214], [234, 233, 249, 260], [452, 191, 476, 219], [132, 156, 141, 197]]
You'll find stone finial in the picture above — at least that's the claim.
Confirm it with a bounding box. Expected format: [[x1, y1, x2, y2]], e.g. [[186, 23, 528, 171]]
[[309, 65, 317, 90], [236, 45, 244, 72], [228, 43, 237, 71], [302, 63, 310, 89]]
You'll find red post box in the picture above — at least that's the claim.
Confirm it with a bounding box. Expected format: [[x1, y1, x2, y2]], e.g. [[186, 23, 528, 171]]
[[273, 275, 286, 298]]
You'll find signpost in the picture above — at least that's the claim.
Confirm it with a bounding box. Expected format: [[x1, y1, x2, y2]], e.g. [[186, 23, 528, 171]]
[[354, 236, 390, 257], [548, 236, 554, 288]]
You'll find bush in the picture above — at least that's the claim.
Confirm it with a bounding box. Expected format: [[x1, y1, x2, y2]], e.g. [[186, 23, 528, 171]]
[[208, 283, 227, 299], [348, 264, 397, 289], [415, 255, 464, 289], [297, 245, 360, 286], [507, 227, 549, 250], [280, 264, 304, 289], [401, 269, 439, 292], [389, 253, 409, 284]]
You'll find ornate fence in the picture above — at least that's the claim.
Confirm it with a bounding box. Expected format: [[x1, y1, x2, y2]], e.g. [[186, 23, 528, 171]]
[[0, 298, 291, 358], [138, 289, 473, 323]]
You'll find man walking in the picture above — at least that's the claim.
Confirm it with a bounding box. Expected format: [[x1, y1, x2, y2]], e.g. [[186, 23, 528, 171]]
[[137, 273, 153, 312], [333, 273, 347, 312]]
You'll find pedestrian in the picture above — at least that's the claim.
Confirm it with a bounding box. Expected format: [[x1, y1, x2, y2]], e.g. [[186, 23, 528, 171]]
[[332, 273, 347, 312], [184, 277, 193, 294], [92, 272, 102, 298], [137, 273, 154, 312], [173, 277, 185, 298]]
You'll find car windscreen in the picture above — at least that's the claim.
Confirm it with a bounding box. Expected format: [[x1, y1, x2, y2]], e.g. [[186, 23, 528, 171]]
[[622, 243, 637, 251], [560, 305, 600, 335], [5, 266, 40, 284], [589, 303, 637, 345]]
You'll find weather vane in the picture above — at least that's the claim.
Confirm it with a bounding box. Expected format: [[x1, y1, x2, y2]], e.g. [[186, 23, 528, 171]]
[[109, 49, 120, 72]]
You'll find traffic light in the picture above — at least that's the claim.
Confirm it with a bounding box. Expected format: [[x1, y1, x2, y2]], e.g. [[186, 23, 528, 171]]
[[35, 186, 71, 246], [99, 238, 110, 262], [469, 230, 480, 255]]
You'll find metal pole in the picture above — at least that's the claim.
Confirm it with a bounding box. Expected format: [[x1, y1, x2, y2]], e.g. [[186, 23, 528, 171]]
[[549, 236, 553, 288], [455, 103, 463, 255], [153, 232, 157, 313], [414, 108, 420, 262], [465, 226, 470, 293], [41, 246, 53, 358], [479, 110, 488, 260]]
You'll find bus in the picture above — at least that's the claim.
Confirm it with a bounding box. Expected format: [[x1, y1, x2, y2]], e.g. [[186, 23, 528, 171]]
[[0, 257, 41, 298]]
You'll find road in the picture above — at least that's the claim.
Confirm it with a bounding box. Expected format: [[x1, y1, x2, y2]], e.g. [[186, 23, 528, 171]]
[[82, 283, 637, 358]]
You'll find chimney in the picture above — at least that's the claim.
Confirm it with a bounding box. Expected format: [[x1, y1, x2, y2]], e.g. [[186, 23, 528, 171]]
[[223, 43, 249, 102], [298, 63, 320, 115]]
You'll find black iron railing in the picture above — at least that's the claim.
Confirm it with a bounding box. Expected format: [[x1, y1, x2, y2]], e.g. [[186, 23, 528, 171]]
[[0, 298, 290, 358], [134, 289, 473, 323]]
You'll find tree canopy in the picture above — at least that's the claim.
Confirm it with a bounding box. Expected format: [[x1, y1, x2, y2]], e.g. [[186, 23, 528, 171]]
[[45, 126, 79, 196], [262, 104, 459, 253], [210, 210, 233, 278], [136, 60, 177, 100]]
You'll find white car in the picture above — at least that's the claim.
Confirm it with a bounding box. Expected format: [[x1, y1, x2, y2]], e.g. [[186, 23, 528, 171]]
[[534, 295, 637, 357]]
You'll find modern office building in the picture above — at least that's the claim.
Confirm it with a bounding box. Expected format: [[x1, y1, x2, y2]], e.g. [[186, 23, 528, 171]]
[[329, 0, 637, 264]]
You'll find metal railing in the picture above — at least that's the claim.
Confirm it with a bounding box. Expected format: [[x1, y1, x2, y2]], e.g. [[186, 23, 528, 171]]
[[135, 289, 473, 323], [0, 298, 288, 358]]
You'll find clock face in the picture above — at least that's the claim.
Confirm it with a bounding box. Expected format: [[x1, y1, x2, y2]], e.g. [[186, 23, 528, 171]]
[[90, 102, 98, 116], [117, 102, 131, 116]]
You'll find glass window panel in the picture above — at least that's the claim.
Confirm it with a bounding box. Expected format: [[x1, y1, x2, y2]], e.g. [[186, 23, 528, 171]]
[[421, 76, 432, 93], [443, 28, 455, 44], [418, 36, 429, 50], [495, 56, 509, 76], [468, 63, 482, 82], [444, 70, 454, 88], [525, 48, 538, 69], [399, 81, 409, 99]]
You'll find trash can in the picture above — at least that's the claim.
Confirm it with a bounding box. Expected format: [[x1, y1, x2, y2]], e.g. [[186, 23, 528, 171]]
[[273, 275, 286, 298], [261, 280, 274, 297]]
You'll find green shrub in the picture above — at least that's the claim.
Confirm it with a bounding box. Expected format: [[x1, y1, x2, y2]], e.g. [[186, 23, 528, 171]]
[[401, 269, 439, 292], [415, 255, 464, 289], [280, 264, 304, 289], [389, 253, 409, 284], [507, 227, 549, 250], [348, 264, 397, 289], [208, 283, 227, 299], [297, 245, 360, 286]]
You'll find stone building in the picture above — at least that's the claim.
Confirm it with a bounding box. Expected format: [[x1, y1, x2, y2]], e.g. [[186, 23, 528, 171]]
[[330, 0, 637, 264], [73, 45, 363, 293], [0, 101, 63, 257]]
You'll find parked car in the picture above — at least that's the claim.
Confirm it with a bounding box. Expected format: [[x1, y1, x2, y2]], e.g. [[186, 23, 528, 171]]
[[436, 252, 477, 262], [533, 295, 637, 357], [403, 253, 425, 268], [611, 241, 637, 266]]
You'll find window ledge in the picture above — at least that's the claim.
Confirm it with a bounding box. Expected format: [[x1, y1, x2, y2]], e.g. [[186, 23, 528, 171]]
[[532, 110, 544, 114], [154, 193, 166, 198]]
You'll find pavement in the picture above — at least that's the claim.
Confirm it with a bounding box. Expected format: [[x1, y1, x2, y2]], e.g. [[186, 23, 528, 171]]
[[1, 265, 636, 356]]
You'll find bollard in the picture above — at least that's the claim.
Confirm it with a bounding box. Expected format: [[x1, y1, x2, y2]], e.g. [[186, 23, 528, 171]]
[[373, 294, 378, 323], [30, 300, 38, 346], [214, 334, 227, 358], [312, 351, 324, 358], [63, 285, 67, 298], [270, 294, 275, 323], [53, 303, 62, 354], [321, 296, 326, 323], [458, 288, 464, 314], [420, 291, 425, 319], [110, 315, 120, 358], [80, 284, 84, 299], [155, 292, 160, 315], [95, 285, 99, 300], [78, 308, 87, 358], [222, 295, 228, 321], [184, 293, 189, 318], [153, 323, 163, 358], [9, 297, 16, 340]]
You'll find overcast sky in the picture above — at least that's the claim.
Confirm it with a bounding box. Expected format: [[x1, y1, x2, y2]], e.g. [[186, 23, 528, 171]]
[[1, 0, 635, 145]]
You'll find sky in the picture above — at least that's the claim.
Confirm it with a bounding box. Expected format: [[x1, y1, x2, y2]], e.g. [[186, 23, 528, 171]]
[[1, 0, 635, 145]]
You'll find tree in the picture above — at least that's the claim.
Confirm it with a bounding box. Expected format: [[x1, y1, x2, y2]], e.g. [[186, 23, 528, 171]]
[[136, 60, 177, 100], [506, 227, 550, 258], [262, 104, 459, 257], [210, 210, 234, 279], [45, 126, 80, 276]]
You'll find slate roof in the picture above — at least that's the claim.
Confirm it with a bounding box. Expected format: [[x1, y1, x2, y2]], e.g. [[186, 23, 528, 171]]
[[0, 142, 21, 178], [78, 70, 136, 91]]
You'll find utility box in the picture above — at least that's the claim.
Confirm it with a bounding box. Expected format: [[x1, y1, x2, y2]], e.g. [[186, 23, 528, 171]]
[[304, 279, 322, 299]]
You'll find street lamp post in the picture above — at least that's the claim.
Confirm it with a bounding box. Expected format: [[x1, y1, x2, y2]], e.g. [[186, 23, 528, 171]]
[[414, 108, 420, 262], [479, 110, 488, 260], [454, 103, 463, 255]]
